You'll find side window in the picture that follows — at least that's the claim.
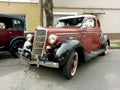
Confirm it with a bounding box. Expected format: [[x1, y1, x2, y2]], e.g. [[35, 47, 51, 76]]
[[13, 19, 24, 30], [0, 17, 13, 30], [85, 18, 96, 29], [17, 14, 27, 31], [12, 14, 26, 31], [0, 22, 5, 29]]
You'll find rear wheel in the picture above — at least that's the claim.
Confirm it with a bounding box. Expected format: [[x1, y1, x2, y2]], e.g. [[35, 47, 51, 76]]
[[9, 39, 25, 58], [101, 43, 109, 55], [63, 51, 78, 79]]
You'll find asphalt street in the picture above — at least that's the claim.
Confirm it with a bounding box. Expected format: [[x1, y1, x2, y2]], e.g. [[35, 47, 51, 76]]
[[0, 49, 120, 90]]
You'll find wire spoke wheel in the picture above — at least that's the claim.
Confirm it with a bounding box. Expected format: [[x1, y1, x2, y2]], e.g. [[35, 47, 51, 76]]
[[63, 51, 79, 79], [104, 44, 109, 55], [71, 52, 78, 76], [10, 40, 25, 58], [101, 43, 109, 56]]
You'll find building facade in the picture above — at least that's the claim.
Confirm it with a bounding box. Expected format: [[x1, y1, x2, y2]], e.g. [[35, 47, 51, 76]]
[[53, 0, 120, 39], [0, 0, 120, 39], [0, 1, 40, 33]]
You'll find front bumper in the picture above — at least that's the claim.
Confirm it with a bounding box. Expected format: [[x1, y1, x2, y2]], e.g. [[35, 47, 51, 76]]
[[18, 48, 59, 68]]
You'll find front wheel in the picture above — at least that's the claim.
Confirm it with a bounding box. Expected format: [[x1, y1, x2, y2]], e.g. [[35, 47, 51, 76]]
[[63, 51, 78, 79], [9, 39, 25, 58]]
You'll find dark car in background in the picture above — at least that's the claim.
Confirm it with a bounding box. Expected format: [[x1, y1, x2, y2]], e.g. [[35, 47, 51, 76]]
[[0, 13, 25, 57]]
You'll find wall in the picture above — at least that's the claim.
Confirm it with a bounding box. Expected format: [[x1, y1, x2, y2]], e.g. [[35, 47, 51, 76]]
[[53, 0, 120, 39], [53, 0, 120, 9], [0, 1, 40, 32]]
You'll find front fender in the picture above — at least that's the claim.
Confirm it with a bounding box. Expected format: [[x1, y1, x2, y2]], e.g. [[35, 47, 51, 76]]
[[55, 39, 83, 65], [9, 36, 26, 47]]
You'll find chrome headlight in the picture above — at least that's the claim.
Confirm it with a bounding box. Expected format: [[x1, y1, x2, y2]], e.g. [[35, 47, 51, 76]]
[[48, 34, 58, 44]]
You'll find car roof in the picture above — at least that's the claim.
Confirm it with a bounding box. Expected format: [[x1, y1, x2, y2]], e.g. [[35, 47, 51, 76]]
[[58, 14, 96, 21], [0, 13, 25, 21]]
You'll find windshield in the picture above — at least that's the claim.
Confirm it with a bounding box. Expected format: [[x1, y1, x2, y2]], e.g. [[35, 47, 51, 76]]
[[56, 17, 84, 28]]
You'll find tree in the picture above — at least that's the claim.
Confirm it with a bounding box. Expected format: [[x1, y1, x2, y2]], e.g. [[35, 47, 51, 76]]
[[43, 0, 54, 27]]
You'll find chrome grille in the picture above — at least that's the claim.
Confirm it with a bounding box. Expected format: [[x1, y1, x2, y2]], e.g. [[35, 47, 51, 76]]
[[32, 28, 47, 57]]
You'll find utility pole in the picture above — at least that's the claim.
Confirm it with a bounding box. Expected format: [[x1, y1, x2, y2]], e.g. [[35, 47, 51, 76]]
[[40, 0, 43, 26]]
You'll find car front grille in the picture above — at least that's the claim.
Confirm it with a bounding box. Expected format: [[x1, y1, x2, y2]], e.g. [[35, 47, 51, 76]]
[[32, 28, 47, 58]]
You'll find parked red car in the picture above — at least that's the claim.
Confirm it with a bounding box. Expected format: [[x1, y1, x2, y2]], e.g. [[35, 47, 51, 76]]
[[20, 15, 110, 79], [0, 14, 25, 57]]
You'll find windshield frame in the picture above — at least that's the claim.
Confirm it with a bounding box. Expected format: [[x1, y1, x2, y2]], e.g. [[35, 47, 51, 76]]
[[56, 17, 84, 28]]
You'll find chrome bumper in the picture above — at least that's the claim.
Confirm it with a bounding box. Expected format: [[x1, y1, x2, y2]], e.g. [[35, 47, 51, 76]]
[[18, 48, 59, 68], [29, 60, 59, 68]]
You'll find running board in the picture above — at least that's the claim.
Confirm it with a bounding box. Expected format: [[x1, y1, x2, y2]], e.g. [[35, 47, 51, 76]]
[[85, 49, 105, 61]]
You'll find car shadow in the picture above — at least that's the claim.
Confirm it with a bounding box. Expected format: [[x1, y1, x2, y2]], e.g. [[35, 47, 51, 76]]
[[0, 51, 26, 77], [22, 56, 101, 81], [0, 51, 12, 60], [23, 55, 107, 82]]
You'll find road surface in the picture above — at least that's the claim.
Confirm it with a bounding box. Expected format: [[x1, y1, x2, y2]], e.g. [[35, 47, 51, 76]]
[[0, 49, 120, 90]]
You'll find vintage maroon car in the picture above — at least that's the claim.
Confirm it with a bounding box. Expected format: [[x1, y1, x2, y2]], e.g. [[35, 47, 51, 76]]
[[19, 15, 110, 79], [0, 14, 25, 57]]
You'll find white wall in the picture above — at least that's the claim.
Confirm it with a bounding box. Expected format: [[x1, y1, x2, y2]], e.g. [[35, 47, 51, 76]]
[[99, 10, 120, 33], [53, 0, 120, 9], [53, 0, 120, 33]]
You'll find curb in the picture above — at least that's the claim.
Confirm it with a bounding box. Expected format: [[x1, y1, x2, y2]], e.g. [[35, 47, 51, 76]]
[[110, 47, 120, 49]]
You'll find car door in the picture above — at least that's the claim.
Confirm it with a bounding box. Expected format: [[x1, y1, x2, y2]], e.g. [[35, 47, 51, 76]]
[[81, 17, 101, 52], [0, 22, 12, 46]]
